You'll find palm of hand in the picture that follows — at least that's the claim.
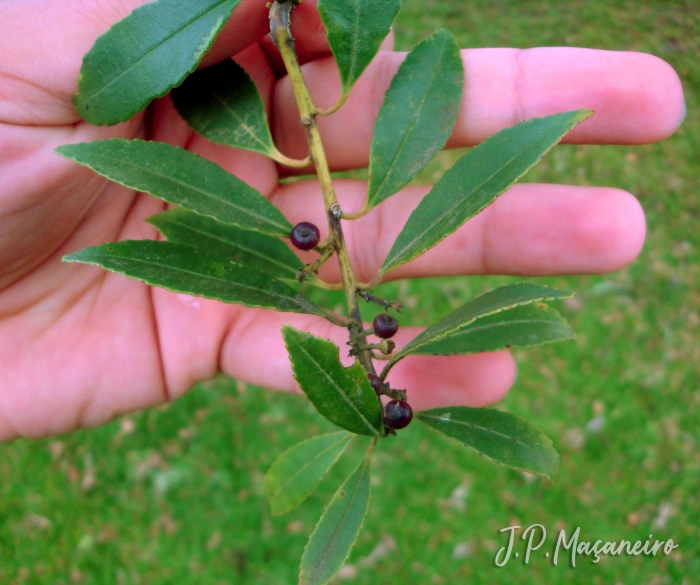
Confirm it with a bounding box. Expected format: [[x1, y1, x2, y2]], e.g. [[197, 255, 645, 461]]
[[0, 0, 684, 440]]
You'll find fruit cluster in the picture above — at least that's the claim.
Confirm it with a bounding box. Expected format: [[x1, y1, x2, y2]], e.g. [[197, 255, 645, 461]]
[[292, 221, 413, 430]]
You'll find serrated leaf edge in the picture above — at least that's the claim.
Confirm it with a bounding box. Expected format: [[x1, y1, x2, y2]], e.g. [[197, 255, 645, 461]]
[[172, 60, 276, 156], [282, 327, 383, 437], [367, 28, 463, 208], [56, 139, 291, 237], [299, 439, 375, 585], [417, 410, 558, 478], [63, 242, 323, 316], [318, 0, 401, 94], [416, 305, 576, 355], [381, 109, 594, 274], [264, 432, 353, 516], [74, 0, 241, 125], [146, 211, 301, 277], [391, 285, 574, 364]]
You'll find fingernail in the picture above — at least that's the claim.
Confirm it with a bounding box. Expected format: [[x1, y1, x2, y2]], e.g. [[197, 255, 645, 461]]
[[677, 98, 687, 129]]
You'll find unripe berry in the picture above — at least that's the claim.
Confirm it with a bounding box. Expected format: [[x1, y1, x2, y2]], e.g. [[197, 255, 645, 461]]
[[384, 400, 413, 429], [378, 339, 395, 354], [367, 373, 382, 395], [373, 313, 398, 339], [290, 222, 320, 251]]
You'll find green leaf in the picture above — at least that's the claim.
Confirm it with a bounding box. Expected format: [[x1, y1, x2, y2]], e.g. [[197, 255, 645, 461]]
[[299, 440, 374, 585], [282, 327, 384, 437], [264, 432, 353, 516], [317, 0, 401, 97], [64, 241, 324, 316], [367, 29, 463, 209], [172, 59, 276, 157], [417, 407, 558, 478], [147, 208, 303, 281], [55, 139, 291, 237], [389, 283, 572, 365], [74, 0, 242, 125], [381, 110, 593, 274], [415, 303, 575, 355]]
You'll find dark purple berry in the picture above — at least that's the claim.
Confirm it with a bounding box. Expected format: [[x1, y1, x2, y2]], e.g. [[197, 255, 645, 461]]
[[384, 400, 413, 430], [373, 313, 398, 339], [290, 222, 320, 251], [367, 373, 382, 395]]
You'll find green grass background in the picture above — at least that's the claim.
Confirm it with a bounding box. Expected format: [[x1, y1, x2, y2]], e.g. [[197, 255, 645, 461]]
[[2, 1, 698, 583]]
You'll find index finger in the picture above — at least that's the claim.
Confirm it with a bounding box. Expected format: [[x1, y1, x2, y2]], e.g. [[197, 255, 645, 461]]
[[273, 47, 685, 170]]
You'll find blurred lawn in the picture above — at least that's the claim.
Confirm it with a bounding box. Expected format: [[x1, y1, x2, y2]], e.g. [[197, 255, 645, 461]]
[[2, 1, 699, 584]]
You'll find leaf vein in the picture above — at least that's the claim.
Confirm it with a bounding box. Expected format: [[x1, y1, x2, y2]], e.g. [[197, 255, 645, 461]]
[[271, 435, 350, 501], [371, 40, 450, 201], [80, 150, 283, 229], [78, 0, 233, 106], [291, 340, 379, 436], [418, 413, 534, 450], [164, 219, 295, 274], [309, 457, 370, 581], [82, 252, 302, 308], [210, 90, 272, 152], [386, 121, 571, 268]]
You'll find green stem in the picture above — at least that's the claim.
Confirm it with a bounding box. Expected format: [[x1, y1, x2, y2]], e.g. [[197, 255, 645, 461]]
[[270, 1, 375, 375], [305, 277, 343, 291], [341, 206, 370, 220], [272, 150, 311, 168], [297, 245, 336, 283], [378, 358, 398, 381], [320, 308, 352, 328], [316, 92, 348, 117]]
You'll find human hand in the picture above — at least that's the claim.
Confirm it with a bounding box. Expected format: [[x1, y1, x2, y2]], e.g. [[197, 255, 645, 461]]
[[0, 0, 684, 440]]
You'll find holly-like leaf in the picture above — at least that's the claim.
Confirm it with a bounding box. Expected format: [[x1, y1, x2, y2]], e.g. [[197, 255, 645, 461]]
[[367, 29, 463, 209], [64, 241, 324, 316], [282, 327, 384, 437], [264, 432, 353, 516], [389, 283, 572, 366], [55, 140, 291, 237], [74, 0, 242, 125], [317, 0, 401, 98], [381, 110, 593, 274], [172, 59, 277, 157], [415, 303, 575, 355], [147, 208, 303, 281], [299, 440, 374, 585], [418, 407, 558, 478]]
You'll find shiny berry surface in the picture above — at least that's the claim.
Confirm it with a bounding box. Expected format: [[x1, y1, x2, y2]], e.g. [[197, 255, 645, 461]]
[[384, 400, 413, 429], [290, 222, 320, 251], [373, 313, 398, 339], [367, 373, 382, 395]]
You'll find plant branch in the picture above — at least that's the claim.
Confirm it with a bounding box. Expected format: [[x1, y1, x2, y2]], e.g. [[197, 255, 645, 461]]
[[357, 289, 403, 313], [297, 244, 336, 282], [270, 0, 375, 376]]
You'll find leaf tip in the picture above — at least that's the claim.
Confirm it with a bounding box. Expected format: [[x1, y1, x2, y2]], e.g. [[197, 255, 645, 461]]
[[62, 248, 97, 264], [572, 108, 595, 125], [54, 144, 73, 158]]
